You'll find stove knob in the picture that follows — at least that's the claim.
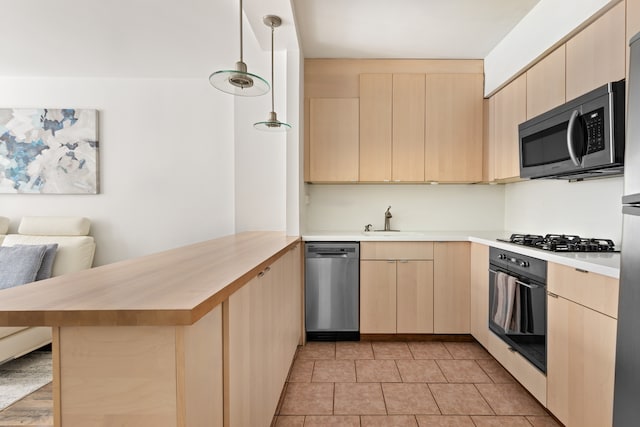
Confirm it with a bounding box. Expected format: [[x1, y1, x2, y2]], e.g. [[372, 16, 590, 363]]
[[518, 260, 529, 267], [498, 254, 506, 260]]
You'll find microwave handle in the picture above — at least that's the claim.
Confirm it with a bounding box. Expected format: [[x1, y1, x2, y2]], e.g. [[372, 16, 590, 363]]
[[567, 109, 582, 166]]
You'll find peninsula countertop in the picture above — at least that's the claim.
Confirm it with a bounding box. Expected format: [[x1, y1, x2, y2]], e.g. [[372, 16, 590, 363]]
[[302, 230, 620, 279], [0, 231, 300, 327]]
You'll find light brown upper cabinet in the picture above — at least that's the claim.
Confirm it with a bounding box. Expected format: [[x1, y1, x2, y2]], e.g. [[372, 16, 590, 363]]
[[425, 74, 483, 182], [393, 74, 426, 182], [526, 45, 566, 119], [359, 73, 425, 182], [492, 73, 526, 181], [359, 74, 392, 182], [308, 98, 359, 182], [566, 1, 625, 101]]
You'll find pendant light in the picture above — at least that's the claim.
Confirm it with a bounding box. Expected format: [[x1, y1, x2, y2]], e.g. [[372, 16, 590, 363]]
[[209, 0, 269, 96], [254, 15, 292, 131]]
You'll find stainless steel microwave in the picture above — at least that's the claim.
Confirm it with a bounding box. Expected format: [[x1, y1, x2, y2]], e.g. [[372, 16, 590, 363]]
[[518, 80, 625, 180]]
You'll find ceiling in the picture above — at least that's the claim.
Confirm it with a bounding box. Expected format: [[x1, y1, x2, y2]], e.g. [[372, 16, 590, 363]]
[[290, 0, 541, 59]]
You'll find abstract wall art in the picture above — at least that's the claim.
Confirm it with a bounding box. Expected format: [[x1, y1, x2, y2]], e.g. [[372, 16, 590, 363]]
[[0, 108, 99, 194]]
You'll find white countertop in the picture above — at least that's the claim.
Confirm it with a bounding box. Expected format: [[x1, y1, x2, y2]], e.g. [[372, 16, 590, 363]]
[[302, 230, 620, 279]]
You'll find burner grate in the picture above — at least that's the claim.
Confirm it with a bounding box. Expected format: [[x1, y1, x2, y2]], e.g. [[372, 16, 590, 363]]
[[501, 233, 617, 252]]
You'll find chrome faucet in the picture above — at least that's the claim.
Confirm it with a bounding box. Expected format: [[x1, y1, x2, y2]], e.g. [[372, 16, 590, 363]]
[[384, 206, 392, 231]]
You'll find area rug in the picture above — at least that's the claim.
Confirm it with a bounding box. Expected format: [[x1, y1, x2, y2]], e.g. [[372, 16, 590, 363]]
[[0, 350, 52, 410]]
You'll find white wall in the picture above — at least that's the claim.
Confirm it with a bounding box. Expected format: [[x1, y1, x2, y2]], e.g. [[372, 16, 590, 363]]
[[0, 78, 236, 266], [484, 0, 618, 95], [0, 0, 241, 266], [233, 21, 288, 233], [504, 177, 624, 244], [304, 184, 506, 232]]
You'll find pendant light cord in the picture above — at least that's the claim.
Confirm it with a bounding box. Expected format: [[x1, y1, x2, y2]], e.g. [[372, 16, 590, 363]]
[[239, 0, 243, 63], [271, 23, 275, 113]]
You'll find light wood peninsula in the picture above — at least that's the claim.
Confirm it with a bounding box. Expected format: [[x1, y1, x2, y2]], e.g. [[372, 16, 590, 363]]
[[0, 232, 302, 427]]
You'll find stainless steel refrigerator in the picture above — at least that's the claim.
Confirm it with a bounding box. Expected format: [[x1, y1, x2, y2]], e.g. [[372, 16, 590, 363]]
[[613, 31, 640, 426]]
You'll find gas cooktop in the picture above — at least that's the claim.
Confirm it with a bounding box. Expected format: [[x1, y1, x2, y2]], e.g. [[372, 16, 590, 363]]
[[497, 233, 619, 252]]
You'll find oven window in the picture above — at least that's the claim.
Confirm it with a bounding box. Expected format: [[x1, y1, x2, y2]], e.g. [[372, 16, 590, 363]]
[[489, 269, 547, 373], [521, 121, 571, 167]]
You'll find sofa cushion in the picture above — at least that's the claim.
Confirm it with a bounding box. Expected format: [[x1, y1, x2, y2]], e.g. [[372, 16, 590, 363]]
[[18, 216, 90, 236], [14, 243, 58, 281], [0, 245, 47, 290], [2, 235, 94, 277], [0, 217, 8, 234]]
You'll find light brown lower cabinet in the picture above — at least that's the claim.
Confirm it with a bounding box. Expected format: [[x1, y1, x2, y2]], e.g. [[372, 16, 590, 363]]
[[547, 264, 617, 427], [469, 243, 489, 347], [360, 242, 434, 334], [360, 260, 434, 334], [225, 244, 302, 427], [434, 242, 470, 333]]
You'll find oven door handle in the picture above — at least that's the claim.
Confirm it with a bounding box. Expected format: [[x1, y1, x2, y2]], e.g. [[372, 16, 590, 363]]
[[567, 109, 583, 167], [488, 268, 542, 289]]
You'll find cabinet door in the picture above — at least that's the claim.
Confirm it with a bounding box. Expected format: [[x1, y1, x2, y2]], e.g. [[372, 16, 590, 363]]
[[425, 74, 483, 182], [526, 45, 566, 119], [360, 260, 397, 333], [397, 260, 434, 333], [566, 2, 625, 100], [433, 242, 470, 333], [393, 74, 425, 182], [547, 294, 617, 427], [309, 98, 359, 182], [469, 243, 489, 347], [360, 74, 392, 182], [492, 74, 526, 181]]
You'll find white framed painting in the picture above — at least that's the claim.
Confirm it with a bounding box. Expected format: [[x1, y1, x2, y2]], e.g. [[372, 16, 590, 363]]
[[0, 108, 99, 194]]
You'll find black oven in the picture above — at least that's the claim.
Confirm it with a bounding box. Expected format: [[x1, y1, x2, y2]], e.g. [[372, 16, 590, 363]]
[[488, 247, 547, 373]]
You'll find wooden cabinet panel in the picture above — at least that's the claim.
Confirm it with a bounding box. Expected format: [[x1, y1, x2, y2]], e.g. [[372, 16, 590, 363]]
[[360, 260, 397, 333], [425, 74, 483, 182], [360, 74, 392, 181], [469, 243, 489, 348], [548, 263, 619, 318], [393, 74, 426, 182], [227, 250, 301, 427], [526, 45, 566, 119], [433, 242, 470, 333], [547, 294, 617, 427], [492, 74, 526, 181], [566, 2, 626, 100], [397, 260, 434, 333], [483, 97, 495, 182], [360, 241, 434, 260], [309, 98, 359, 182]]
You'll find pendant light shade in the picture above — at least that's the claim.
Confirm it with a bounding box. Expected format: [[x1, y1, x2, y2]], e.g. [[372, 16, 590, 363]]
[[209, 0, 269, 97], [254, 15, 292, 131]]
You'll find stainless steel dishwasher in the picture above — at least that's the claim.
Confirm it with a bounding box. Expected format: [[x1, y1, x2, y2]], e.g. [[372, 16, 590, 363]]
[[305, 242, 359, 341]]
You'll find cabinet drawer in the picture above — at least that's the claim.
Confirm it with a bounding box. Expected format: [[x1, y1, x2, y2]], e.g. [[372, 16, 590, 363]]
[[487, 331, 547, 406], [360, 242, 434, 260], [548, 263, 618, 318]]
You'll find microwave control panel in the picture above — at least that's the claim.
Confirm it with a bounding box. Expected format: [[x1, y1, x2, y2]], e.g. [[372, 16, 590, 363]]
[[585, 107, 605, 154]]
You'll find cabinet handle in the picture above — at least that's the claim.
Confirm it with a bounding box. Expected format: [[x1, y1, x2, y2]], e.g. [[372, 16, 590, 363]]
[[399, 260, 409, 263], [265, 266, 271, 272], [507, 347, 517, 353], [575, 268, 589, 274], [547, 292, 559, 298], [258, 271, 265, 278], [387, 260, 395, 263]]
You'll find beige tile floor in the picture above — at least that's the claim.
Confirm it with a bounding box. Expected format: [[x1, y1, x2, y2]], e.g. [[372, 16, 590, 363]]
[[273, 341, 562, 427]]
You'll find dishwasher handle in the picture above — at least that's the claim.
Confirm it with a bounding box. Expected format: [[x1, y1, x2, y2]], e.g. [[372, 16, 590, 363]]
[[313, 252, 349, 257]]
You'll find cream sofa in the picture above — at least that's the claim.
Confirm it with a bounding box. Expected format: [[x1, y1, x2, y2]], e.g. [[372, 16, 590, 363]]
[[0, 216, 95, 364]]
